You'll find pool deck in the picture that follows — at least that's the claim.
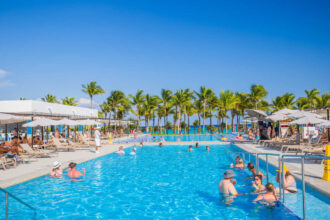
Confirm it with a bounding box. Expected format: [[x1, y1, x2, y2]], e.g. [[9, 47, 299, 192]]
[[1, 140, 329, 199]]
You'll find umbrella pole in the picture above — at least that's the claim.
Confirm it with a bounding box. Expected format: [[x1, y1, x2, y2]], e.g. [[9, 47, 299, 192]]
[[67, 125, 69, 139], [5, 124, 8, 141], [47, 126, 49, 143], [16, 123, 19, 137], [41, 126, 44, 141], [327, 109, 330, 142], [31, 117, 34, 148]]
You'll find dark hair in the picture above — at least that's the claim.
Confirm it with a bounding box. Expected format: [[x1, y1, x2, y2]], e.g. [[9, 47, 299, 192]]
[[69, 162, 76, 169], [189, 145, 193, 148], [248, 163, 254, 169], [254, 175, 263, 183], [265, 183, 275, 192]]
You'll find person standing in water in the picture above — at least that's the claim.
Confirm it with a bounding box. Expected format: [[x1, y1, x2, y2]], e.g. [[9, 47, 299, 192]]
[[67, 162, 85, 179], [50, 161, 62, 178]]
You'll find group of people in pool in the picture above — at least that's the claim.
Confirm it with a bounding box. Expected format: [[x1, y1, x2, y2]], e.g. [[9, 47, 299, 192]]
[[50, 161, 85, 179], [188, 143, 210, 151], [219, 156, 297, 206]]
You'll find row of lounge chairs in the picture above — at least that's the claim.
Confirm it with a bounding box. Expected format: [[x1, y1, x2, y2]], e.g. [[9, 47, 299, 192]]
[[0, 134, 106, 171], [256, 133, 327, 157]]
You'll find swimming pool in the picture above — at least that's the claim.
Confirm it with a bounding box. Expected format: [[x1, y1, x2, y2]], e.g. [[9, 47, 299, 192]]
[[116, 134, 240, 143], [1, 144, 329, 219]]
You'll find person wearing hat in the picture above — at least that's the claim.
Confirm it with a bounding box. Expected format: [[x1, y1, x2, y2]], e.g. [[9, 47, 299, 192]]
[[50, 161, 62, 178], [94, 126, 101, 153], [275, 165, 297, 193], [219, 169, 238, 197]]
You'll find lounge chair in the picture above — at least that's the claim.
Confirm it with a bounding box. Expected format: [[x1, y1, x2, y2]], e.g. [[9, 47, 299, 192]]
[[20, 143, 53, 158], [0, 155, 16, 170], [52, 137, 75, 152]]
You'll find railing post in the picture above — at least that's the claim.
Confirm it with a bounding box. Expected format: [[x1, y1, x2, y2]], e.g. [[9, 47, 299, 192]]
[[281, 158, 285, 203], [6, 192, 8, 220], [266, 155, 269, 183], [278, 157, 281, 200], [256, 154, 259, 175], [243, 153, 245, 163], [302, 157, 306, 220]]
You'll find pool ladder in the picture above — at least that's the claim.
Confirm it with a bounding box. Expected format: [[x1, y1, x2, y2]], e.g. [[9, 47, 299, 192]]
[[231, 151, 330, 220], [0, 187, 36, 220]]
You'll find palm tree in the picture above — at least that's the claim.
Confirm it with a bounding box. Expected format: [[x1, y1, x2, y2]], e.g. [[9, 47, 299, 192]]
[[185, 102, 196, 134], [281, 93, 296, 109], [62, 97, 78, 106], [235, 93, 250, 132], [194, 86, 214, 134], [82, 81, 105, 109], [160, 89, 173, 134], [295, 97, 310, 110], [156, 105, 165, 134], [249, 84, 268, 109], [107, 90, 127, 131], [207, 94, 218, 134], [305, 88, 320, 109], [100, 102, 111, 133], [315, 92, 330, 108], [129, 90, 145, 131], [219, 90, 236, 133], [41, 94, 59, 103], [271, 96, 283, 112], [143, 94, 159, 133], [194, 100, 203, 133]]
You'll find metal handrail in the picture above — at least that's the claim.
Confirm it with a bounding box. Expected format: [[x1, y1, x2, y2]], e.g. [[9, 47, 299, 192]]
[[0, 187, 36, 220], [281, 154, 330, 220]]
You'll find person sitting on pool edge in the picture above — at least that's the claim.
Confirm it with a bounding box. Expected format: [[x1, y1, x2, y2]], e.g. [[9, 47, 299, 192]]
[[275, 165, 297, 193], [252, 174, 265, 193], [50, 161, 63, 178], [116, 146, 125, 155], [254, 183, 279, 206], [219, 169, 238, 197], [67, 162, 85, 179], [206, 145, 210, 151], [247, 163, 264, 178], [188, 145, 194, 151]]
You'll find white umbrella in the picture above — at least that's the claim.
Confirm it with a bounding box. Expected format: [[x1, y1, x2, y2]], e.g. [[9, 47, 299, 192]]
[[273, 108, 299, 115], [318, 121, 330, 128], [56, 118, 78, 126], [266, 114, 289, 122], [242, 119, 258, 123], [0, 113, 27, 124], [245, 109, 267, 120], [289, 116, 327, 125], [288, 110, 322, 119], [76, 119, 100, 126], [22, 118, 59, 127]]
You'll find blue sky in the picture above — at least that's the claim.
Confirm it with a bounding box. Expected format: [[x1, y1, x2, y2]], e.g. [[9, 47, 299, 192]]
[[0, 0, 329, 108]]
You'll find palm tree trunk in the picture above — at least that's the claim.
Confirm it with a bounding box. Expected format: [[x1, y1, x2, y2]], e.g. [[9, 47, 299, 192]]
[[198, 114, 201, 134], [209, 110, 212, 134], [157, 116, 160, 134], [203, 101, 206, 134], [187, 115, 190, 134], [152, 113, 155, 134], [163, 114, 166, 135], [231, 110, 234, 133], [108, 112, 112, 131]]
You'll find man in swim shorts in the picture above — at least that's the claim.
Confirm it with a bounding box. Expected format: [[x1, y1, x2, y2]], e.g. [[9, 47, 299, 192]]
[[67, 162, 85, 179]]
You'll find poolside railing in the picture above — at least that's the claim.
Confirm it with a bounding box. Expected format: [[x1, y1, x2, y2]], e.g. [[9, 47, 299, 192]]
[[0, 187, 36, 220]]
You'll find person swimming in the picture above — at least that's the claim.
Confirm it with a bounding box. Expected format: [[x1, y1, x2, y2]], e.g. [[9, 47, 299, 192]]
[[195, 142, 200, 148], [252, 174, 265, 193], [247, 163, 264, 178], [254, 183, 279, 206], [67, 162, 85, 179], [50, 161, 62, 178], [206, 145, 210, 151], [116, 146, 125, 155], [232, 158, 245, 169], [130, 147, 137, 155], [159, 142, 164, 147], [188, 145, 194, 151]]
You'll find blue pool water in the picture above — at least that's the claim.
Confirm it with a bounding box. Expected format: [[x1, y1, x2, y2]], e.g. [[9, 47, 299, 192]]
[[116, 134, 242, 143], [1, 144, 329, 219]]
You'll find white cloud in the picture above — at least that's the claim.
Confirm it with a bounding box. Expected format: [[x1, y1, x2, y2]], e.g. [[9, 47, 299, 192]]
[[0, 69, 7, 78], [0, 80, 14, 88]]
